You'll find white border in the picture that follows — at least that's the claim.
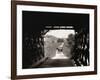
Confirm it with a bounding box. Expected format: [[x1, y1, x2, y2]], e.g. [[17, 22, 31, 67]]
[[17, 5, 94, 75]]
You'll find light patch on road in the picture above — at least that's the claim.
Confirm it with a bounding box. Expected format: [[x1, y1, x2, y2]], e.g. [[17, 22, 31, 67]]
[[51, 50, 69, 59]]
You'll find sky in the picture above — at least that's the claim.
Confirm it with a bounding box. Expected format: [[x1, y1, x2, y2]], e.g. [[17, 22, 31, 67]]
[[45, 30, 75, 38]]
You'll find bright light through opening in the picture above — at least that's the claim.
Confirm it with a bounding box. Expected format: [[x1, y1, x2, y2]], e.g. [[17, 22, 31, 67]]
[[44, 29, 75, 59]]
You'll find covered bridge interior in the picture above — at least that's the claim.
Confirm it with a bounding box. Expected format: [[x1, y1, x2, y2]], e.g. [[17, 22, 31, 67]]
[[22, 11, 89, 68]]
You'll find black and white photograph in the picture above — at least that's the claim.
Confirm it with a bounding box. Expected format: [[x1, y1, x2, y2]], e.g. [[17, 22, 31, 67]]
[[11, 1, 97, 79], [22, 11, 90, 69]]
